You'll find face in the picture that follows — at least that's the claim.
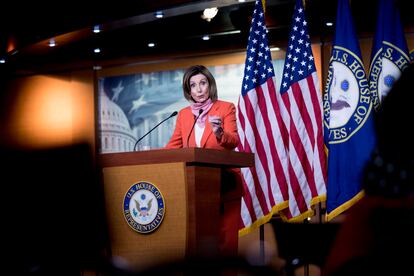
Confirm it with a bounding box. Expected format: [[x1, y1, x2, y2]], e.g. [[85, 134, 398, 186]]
[[189, 73, 210, 103]]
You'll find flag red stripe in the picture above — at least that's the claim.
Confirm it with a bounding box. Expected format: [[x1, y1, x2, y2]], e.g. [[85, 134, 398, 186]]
[[287, 157, 308, 213], [257, 82, 290, 203], [243, 92, 272, 214], [240, 171, 258, 222], [307, 75, 328, 185], [292, 82, 316, 146], [267, 79, 290, 149], [291, 83, 319, 197], [282, 91, 310, 214], [287, 128, 310, 212], [237, 103, 258, 224], [265, 79, 290, 200]]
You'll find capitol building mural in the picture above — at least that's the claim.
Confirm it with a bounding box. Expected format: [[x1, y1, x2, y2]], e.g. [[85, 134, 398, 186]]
[[98, 88, 136, 153]]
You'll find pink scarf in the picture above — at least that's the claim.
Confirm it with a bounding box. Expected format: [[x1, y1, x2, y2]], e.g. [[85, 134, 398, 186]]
[[190, 98, 214, 128]]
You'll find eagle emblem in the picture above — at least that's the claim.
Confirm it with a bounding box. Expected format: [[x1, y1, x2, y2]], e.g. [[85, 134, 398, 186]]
[[134, 196, 153, 218], [123, 181, 166, 234]]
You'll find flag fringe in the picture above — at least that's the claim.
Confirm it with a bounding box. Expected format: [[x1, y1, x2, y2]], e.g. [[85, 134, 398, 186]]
[[238, 200, 288, 237], [280, 208, 314, 223], [326, 190, 365, 221]]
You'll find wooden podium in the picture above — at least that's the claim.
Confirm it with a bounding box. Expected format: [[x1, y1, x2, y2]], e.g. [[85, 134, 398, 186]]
[[99, 148, 254, 270]]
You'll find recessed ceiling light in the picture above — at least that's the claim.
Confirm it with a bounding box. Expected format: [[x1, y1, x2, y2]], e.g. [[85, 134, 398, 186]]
[[93, 25, 101, 33], [202, 35, 210, 41], [154, 11, 164, 19], [326, 22, 334, 27], [202, 7, 218, 22], [94, 48, 101, 53], [148, 42, 155, 47], [270, 47, 280, 51], [0, 58, 5, 64], [48, 38, 56, 47]]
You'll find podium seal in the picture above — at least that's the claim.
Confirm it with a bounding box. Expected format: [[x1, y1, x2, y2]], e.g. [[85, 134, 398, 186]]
[[123, 181, 165, 234]]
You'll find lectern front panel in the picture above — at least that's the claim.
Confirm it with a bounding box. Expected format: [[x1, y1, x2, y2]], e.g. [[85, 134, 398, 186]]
[[102, 162, 187, 270]]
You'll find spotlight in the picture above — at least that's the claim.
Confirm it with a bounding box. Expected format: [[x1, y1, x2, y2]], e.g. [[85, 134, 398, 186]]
[[49, 38, 56, 47], [93, 25, 101, 33], [202, 7, 218, 22], [154, 11, 164, 19]]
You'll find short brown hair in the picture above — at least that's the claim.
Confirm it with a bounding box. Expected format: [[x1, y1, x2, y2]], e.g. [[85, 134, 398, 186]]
[[182, 65, 218, 102]]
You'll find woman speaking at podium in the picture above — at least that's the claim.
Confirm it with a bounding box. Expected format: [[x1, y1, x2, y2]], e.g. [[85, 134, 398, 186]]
[[166, 65, 241, 257]]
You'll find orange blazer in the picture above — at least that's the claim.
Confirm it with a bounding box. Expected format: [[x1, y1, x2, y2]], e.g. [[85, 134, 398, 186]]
[[165, 100, 239, 149]]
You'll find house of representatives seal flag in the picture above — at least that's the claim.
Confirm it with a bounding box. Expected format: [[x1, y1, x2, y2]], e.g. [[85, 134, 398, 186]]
[[369, 0, 410, 111], [324, 0, 376, 221]]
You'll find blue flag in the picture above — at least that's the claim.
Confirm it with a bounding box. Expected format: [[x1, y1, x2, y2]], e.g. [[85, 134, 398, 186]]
[[323, 0, 376, 221], [369, 0, 410, 111]]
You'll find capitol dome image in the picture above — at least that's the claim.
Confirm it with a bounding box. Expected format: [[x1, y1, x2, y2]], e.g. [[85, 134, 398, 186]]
[[98, 88, 136, 153]]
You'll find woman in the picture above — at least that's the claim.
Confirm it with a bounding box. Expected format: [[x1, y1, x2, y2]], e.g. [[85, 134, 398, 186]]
[[166, 65, 239, 149], [166, 65, 241, 257]]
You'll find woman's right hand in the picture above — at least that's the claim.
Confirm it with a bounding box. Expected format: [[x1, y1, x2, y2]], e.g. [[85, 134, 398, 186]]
[[209, 115, 224, 139]]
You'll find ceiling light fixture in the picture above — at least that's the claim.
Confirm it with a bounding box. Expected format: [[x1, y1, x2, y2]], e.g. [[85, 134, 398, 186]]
[[154, 11, 164, 19], [48, 38, 56, 47], [270, 47, 281, 51], [93, 25, 101, 33], [148, 42, 155, 47], [202, 35, 210, 41], [0, 58, 5, 64], [94, 48, 101, 53], [201, 7, 218, 22], [326, 22, 334, 27]]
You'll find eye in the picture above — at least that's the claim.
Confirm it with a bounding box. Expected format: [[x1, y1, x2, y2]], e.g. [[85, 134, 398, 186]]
[[190, 83, 196, 88], [341, 79, 349, 92], [383, 75, 395, 88]]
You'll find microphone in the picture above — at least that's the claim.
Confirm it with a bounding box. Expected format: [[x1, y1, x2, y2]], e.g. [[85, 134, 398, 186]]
[[186, 109, 203, 147], [133, 111, 178, 151]]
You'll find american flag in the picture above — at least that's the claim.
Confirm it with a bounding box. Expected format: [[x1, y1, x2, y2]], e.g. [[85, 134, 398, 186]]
[[279, 0, 326, 220], [237, 0, 290, 234]]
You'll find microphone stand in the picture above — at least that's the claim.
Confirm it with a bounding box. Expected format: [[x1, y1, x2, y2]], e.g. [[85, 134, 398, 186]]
[[134, 111, 177, 151], [186, 109, 203, 147]]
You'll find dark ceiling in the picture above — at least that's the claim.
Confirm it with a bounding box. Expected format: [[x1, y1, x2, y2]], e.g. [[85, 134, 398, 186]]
[[1, 0, 414, 77]]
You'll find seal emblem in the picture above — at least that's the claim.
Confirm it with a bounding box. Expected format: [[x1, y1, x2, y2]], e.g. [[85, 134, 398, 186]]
[[324, 46, 373, 144], [369, 41, 410, 110], [123, 181, 165, 234]]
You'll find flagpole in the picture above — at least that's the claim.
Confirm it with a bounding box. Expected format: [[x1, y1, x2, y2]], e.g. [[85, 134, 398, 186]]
[[259, 224, 265, 265]]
